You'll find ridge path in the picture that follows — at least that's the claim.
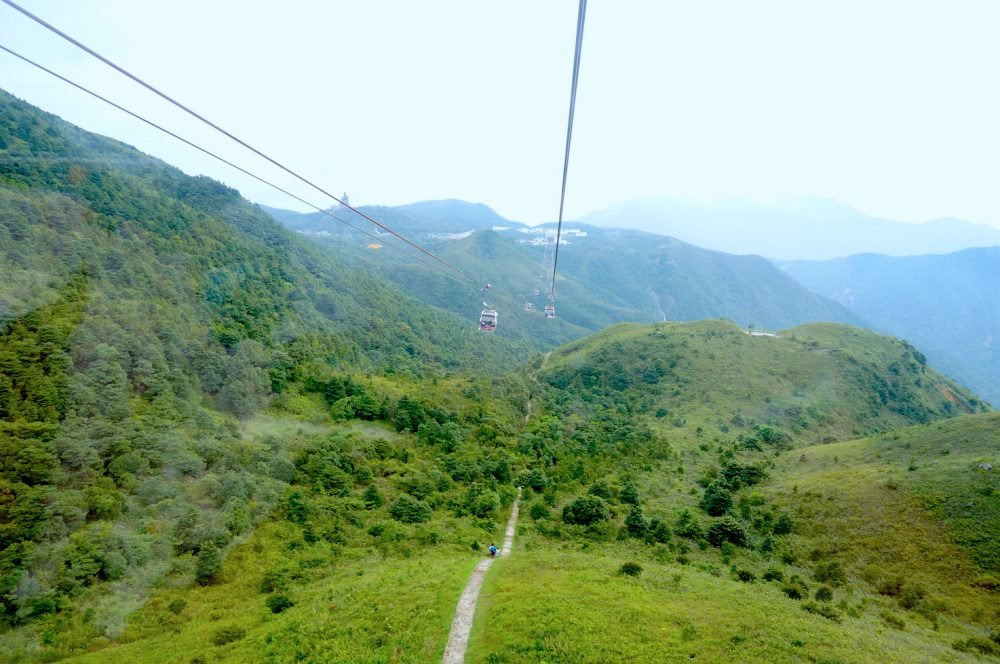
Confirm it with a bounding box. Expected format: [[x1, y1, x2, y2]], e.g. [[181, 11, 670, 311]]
[[441, 487, 522, 663]]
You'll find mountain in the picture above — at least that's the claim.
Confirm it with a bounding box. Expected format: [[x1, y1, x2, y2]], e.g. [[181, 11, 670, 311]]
[[265, 206, 867, 350], [3, 89, 998, 664], [782, 247, 1000, 407], [0, 87, 537, 649], [580, 197, 1000, 260]]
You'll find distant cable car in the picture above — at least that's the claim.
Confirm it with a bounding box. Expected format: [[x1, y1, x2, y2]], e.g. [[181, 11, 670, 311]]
[[523, 301, 533, 311], [544, 304, 555, 319], [479, 308, 498, 331]]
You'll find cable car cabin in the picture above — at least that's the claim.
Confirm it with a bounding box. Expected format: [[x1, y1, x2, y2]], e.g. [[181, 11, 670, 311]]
[[544, 304, 556, 319], [523, 301, 533, 311], [479, 309, 498, 331]]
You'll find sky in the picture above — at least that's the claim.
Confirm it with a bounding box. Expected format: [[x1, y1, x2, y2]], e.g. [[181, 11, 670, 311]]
[[2, 0, 999, 228]]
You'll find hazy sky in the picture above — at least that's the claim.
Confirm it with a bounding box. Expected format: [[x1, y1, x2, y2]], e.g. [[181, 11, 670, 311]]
[[2, 0, 999, 228]]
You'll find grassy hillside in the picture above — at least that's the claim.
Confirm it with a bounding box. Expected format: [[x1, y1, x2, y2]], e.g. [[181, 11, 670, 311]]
[[458, 328, 998, 663], [783, 247, 1000, 407]]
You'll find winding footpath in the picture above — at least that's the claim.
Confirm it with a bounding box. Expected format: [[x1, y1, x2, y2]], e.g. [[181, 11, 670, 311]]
[[441, 487, 522, 664]]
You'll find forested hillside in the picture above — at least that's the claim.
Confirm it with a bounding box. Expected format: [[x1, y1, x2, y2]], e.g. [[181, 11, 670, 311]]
[[0, 88, 534, 655], [267, 205, 865, 351]]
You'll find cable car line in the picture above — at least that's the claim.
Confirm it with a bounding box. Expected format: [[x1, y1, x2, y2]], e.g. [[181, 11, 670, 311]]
[[2, 0, 479, 286], [549, 0, 588, 303], [0, 42, 462, 286]]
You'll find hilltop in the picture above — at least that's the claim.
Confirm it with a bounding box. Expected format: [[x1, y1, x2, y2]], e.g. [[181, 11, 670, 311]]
[[782, 246, 1000, 407]]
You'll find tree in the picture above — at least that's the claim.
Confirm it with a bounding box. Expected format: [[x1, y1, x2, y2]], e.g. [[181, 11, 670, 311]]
[[624, 504, 648, 538], [195, 541, 223, 585], [706, 516, 748, 548], [388, 494, 432, 524], [700, 482, 733, 516], [562, 495, 611, 526]]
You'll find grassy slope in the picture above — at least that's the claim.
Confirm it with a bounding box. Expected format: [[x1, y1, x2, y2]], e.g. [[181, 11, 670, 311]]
[[463, 415, 998, 663], [458, 323, 997, 663], [466, 534, 983, 664]]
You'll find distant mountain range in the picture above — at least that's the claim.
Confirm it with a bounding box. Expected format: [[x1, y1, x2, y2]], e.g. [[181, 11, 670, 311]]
[[580, 197, 1000, 260], [266, 199, 1000, 407], [262, 201, 863, 348], [783, 247, 1000, 406]]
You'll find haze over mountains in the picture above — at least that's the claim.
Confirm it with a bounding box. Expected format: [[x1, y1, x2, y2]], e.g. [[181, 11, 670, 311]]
[[580, 197, 1000, 260]]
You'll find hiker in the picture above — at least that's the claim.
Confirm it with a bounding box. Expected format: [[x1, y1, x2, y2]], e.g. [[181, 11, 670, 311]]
[[488, 542, 498, 558]]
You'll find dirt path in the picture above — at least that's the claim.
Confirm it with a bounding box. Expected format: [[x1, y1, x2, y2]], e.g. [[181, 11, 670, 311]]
[[441, 487, 522, 664]]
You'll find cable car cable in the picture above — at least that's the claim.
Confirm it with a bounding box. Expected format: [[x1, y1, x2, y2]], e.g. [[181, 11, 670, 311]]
[[549, 0, 587, 300], [0, 42, 462, 285], [2, 0, 479, 285]]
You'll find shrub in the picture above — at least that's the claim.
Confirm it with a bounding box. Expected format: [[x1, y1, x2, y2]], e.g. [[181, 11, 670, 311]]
[[211, 626, 246, 646], [363, 484, 384, 509], [266, 594, 294, 614], [674, 510, 704, 539], [802, 601, 842, 622], [700, 482, 733, 516], [762, 568, 784, 583], [529, 502, 550, 521], [898, 583, 926, 610], [706, 517, 748, 548], [952, 638, 1000, 657], [469, 490, 501, 519], [195, 542, 222, 586], [773, 513, 794, 535], [619, 562, 643, 577], [877, 576, 904, 597], [587, 480, 614, 501], [815, 586, 834, 602], [881, 611, 906, 630], [167, 598, 187, 615], [646, 519, 672, 544], [620, 481, 640, 505], [783, 575, 810, 600], [388, 494, 432, 524], [516, 468, 548, 493], [562, 495, 611, 526], [259, 570, 286, 593], [813, 560, 846, 587], [735, 569, 756, 583], [624, 505, 649, 538]]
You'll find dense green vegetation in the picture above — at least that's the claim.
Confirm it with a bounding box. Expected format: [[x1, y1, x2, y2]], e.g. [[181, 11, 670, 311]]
[[1, 88, 998, 663]]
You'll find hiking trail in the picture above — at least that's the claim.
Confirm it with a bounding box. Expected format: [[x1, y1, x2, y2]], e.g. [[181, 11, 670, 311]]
[[441, 487, 522, 663]]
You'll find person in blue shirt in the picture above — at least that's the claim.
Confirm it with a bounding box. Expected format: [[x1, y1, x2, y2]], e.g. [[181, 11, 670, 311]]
[[488, 543, 498, 558]]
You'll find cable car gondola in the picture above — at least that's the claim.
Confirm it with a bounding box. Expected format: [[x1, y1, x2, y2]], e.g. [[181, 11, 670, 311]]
[[523, 301, 533, 311], [479, 308, 498, 331], [544, 304, 555, 319]]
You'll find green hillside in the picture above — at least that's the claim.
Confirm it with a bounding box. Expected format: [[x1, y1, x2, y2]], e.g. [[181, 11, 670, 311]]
[[0, 88, 535, 658], [461, 326, 997, 663], [783, 248, 1000, 407], [266, 206, 866, 352], [2, 88, 998, 664]]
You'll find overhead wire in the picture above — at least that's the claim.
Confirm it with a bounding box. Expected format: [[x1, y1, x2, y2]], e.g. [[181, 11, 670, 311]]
[[0, 42, 462, 284], [549, 0, 588, 300], [1, 0, 481, 286]]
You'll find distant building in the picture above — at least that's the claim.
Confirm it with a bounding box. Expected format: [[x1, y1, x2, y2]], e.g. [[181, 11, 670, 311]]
[[340, 192, 350, 207]]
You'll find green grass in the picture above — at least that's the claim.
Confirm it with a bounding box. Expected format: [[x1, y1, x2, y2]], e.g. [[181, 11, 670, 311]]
[[61, 521, 479, 664], [465, 534, 984, 663]]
